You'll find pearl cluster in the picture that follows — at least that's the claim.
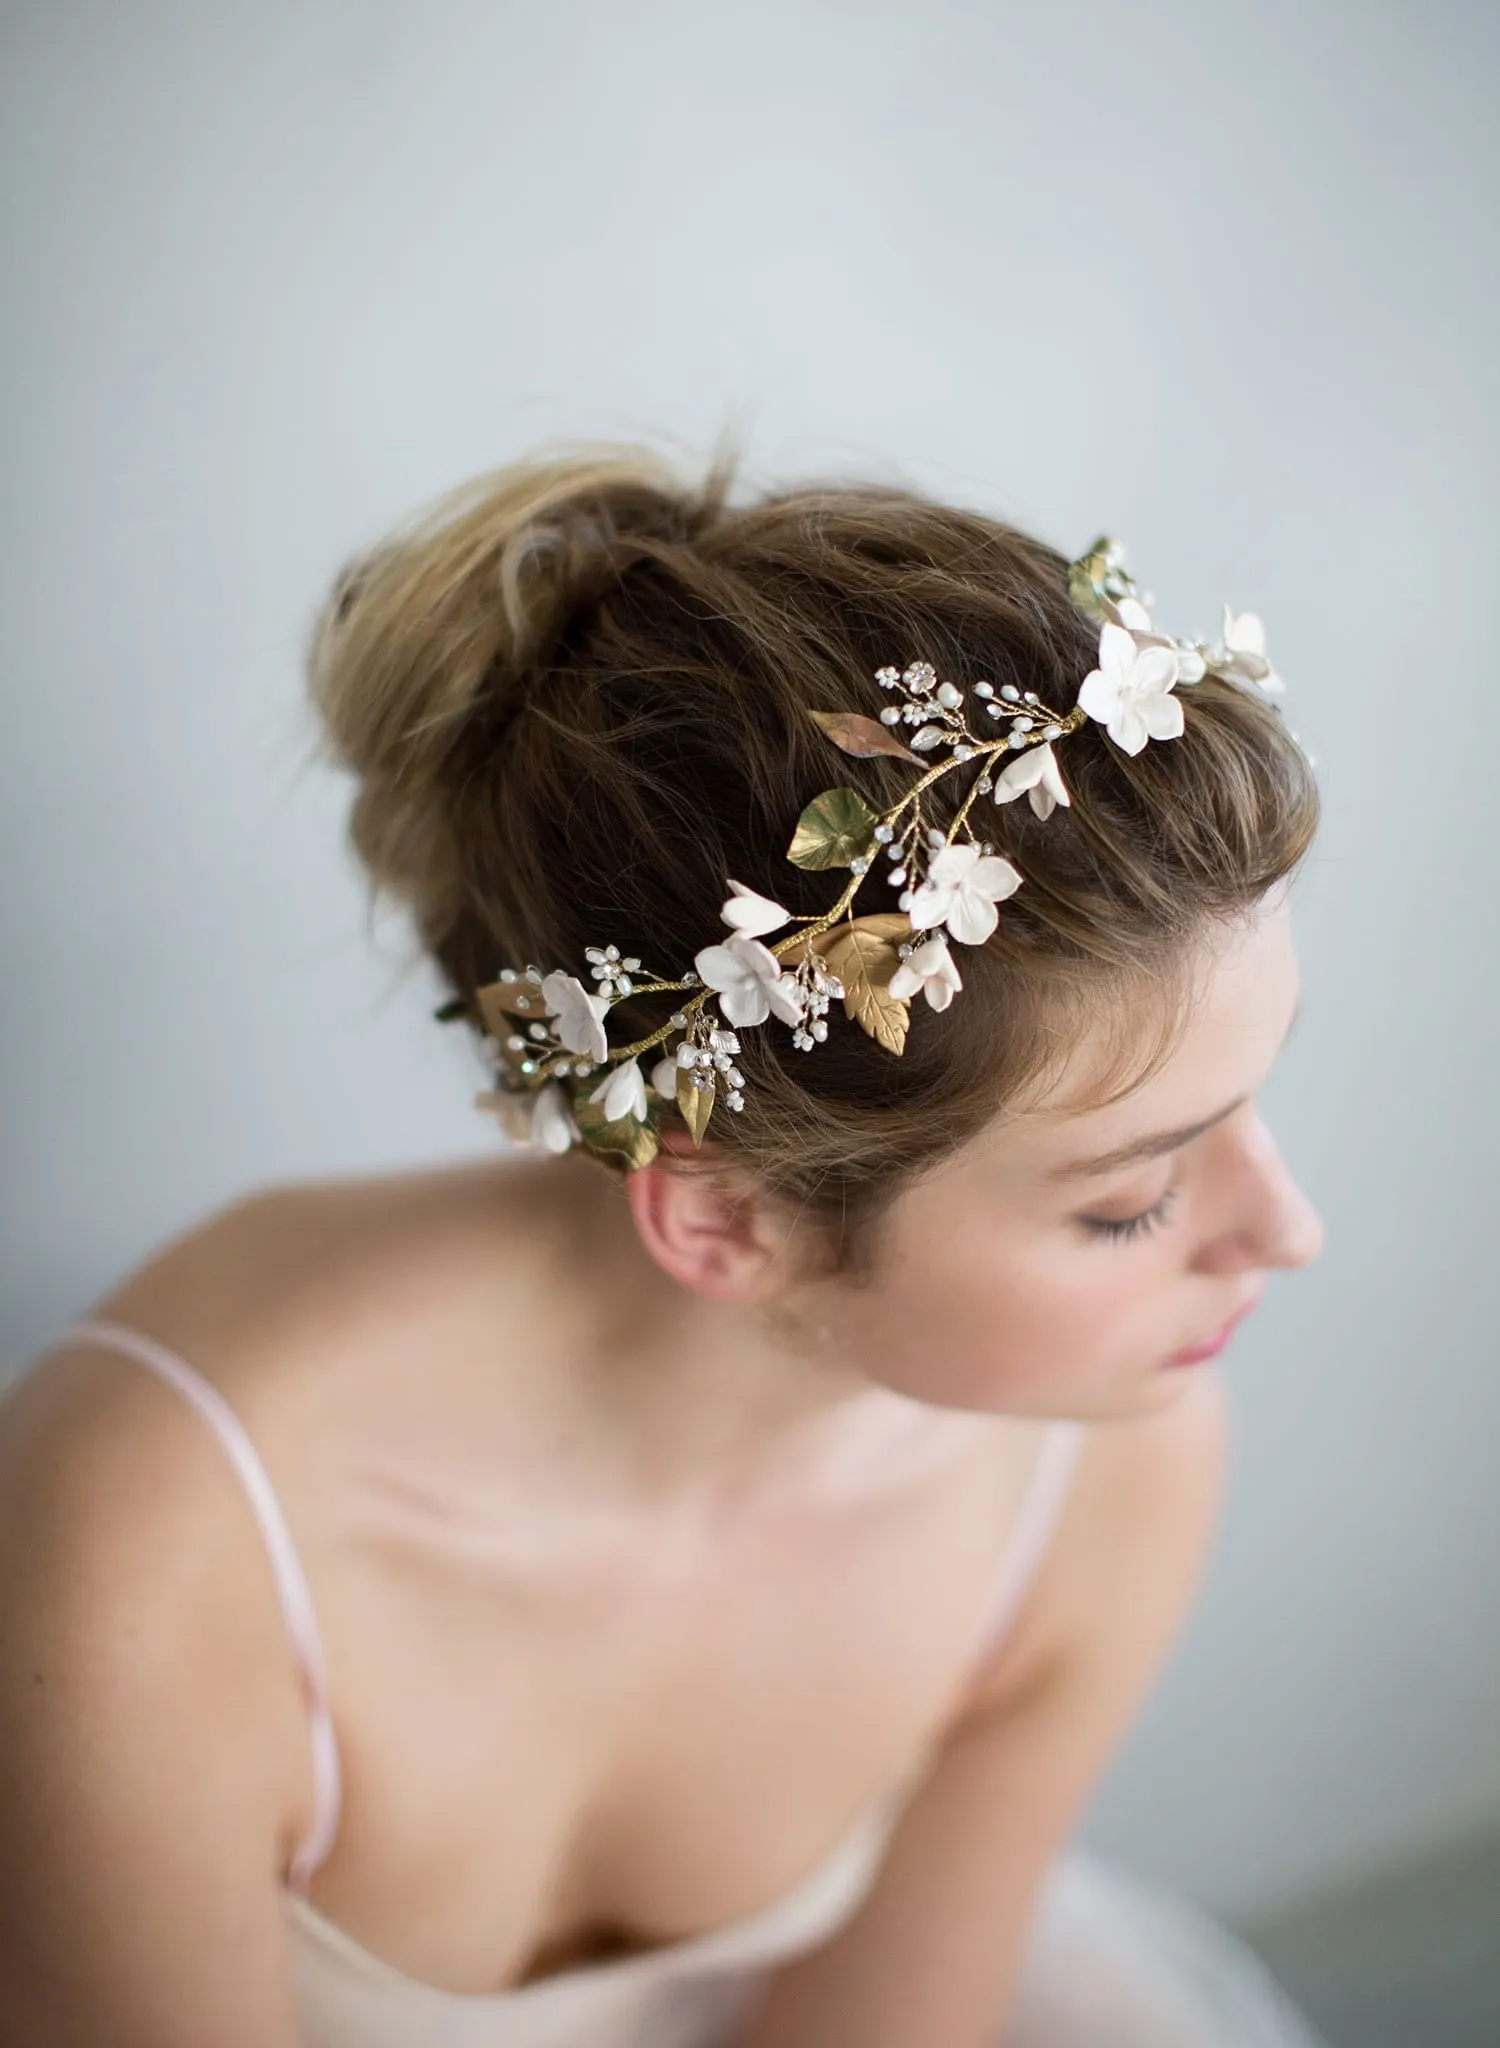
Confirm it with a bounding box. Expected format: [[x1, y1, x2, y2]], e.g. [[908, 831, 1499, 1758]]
[[676, 1026, 747, 1110], [585, 944, 639, 998], [790, 958, 842, 1052]]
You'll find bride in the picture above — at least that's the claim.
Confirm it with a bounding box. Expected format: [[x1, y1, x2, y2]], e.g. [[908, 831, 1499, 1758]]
[[0, 449, 1330, 2046]]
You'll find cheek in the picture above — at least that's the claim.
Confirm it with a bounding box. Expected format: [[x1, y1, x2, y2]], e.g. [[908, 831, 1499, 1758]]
[[853, 1209, 1167, 1400]]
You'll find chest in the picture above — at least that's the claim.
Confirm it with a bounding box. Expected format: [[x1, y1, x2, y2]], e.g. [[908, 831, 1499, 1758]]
[[300, 1424, 1044, 1995]]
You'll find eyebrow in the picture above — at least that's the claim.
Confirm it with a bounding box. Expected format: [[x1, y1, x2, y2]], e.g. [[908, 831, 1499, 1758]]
[[1043, 996, 1302, 1184]]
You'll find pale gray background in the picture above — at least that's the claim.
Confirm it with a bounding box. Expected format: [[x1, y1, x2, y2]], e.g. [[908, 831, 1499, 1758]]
[[2, 0, 1496, 1930]]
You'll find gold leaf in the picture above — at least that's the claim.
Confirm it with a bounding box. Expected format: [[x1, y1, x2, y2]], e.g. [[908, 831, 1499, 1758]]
[[476, 977, 550, 1035], [675, 1067, 716, 1148], [806, 709, 920, 764], [573, 1092, 661, 1170], [786, 787, 880, 871], [820, 925, 910, 1055], [780, 911, 911, 973]]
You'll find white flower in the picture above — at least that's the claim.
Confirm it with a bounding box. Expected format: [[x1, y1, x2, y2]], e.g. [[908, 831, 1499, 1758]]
[[1112, 598, 1206, 686], [888, 935, 963, 1012], [590, 1057, 648, 1123], [540, 971, 610, 1061], [1077, 621, 1185, 756], [1210, 607, 1283, 693], [490, 1080, 578, 1153], [906, 842, 1023, 946], [530, 1081, 580, 1153], [693, 933, 806, 1028], [651, 1055, 679, 1099], [992, 741, 1071, 821], [720, 879, 791, 939]]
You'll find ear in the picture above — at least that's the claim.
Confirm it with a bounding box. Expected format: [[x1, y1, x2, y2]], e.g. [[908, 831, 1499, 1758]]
[[625, 1131, 792, 1301]]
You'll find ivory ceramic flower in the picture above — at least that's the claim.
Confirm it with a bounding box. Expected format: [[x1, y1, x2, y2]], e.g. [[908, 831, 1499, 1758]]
[[693, 933, 807, 1028], [906, 842, 1023, 946], [651, 1055, 679, 1099], [531, 1081, 581, 1152], [1211, 608, 1282, 693], [887, 934, 963, 1011], [540, 971, 610, 1062], [490, 1080, 577, 1152], [992, 741, 1071, 821], [590, 1056, 648, 1124], [720, 880, 791, 939], [1077, 622, 1185, 756], [1114, 597, 1206, 685]]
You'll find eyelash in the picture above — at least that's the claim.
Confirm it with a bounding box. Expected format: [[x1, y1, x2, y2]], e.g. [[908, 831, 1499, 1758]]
[[1080, 1184, 1180, 1244]]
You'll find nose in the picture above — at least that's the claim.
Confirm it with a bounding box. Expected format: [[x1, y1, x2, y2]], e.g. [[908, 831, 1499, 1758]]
[[1196, 1111, 1325, 1275]]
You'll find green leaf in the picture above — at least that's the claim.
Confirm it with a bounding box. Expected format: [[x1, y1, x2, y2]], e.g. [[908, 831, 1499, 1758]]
[[573, 1091, 661, 1170], [786, 786, 879, 871]]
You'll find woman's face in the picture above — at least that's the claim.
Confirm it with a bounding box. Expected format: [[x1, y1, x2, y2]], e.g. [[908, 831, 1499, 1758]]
[[817, 892, 1323, 1425]]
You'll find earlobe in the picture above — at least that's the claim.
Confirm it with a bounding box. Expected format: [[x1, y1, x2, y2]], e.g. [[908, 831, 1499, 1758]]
[[625, 1147, 783, 1301]]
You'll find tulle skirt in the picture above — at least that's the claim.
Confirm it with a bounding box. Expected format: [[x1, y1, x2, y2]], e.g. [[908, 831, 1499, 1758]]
[[664, 1849, 1332, 2048], [997, 1850, 1331, 2047]]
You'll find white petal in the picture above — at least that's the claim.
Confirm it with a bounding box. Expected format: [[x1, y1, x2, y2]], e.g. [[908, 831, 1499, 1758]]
[[540, 971, 610, 1061], [887, 960, 921, 1001], [969, 854, 1023, 903], [1140, 692, 1186, 742], [721, 879, 791, 939], [726, 933, 784, 982], [1109, 701, 1149, 755], [1098, 621, 1138, 673], [1130, 645, 1179, 696], [651, 1056, 678, 1099], [992, 749, 1045, 802], [946, 890, 1000, 946], [925, 842, 979, 888], [1173, 646, 1206, 685], [717, 977, 770, 1028], [1077, 668, 1120, 723], [1224, 608, 1265, 656], [1039, 745, 1071, 808], [766, 976, 807, 1026], [905, 881, 950, 931], [924, 973, 958, 1011], [593, 1059, 647, 1123], [531, 1082, 578, 1154], [1115, 596, 1152, 631], [693, 942, 749, 994]]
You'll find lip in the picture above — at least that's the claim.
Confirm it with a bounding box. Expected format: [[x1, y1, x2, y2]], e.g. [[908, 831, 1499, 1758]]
[[1164, 1287, 1264, 1369]]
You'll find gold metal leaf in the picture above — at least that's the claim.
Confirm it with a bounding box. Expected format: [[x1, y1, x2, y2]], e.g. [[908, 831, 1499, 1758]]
[[476, 977, 550, 1035], [675, 1067, 716, 1148], [780, 911, 911, 973], [786, 787, 880, 871], [572, 1092, 661, 1170], [819, 925, 910, 1055], [806, 709, 920, 764]]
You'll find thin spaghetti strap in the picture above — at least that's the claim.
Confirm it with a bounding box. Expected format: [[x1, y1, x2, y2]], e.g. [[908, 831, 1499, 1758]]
[[971, 1420, 1086, 1663], [56, 1319, 343, 1893]]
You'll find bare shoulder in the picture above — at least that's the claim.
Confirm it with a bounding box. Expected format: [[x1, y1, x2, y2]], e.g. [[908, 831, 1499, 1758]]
[[959, 1371, 1230, 1717]]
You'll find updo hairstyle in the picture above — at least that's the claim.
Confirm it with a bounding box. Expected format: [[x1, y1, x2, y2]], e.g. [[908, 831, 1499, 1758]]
[[308, 446, 1318, 1278]]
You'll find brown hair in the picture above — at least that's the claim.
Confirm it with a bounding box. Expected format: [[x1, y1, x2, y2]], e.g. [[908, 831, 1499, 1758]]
[[308, 445, 1318, 1278]]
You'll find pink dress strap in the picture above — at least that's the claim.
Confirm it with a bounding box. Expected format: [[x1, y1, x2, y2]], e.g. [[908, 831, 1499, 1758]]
[[57, 1319, 343, 1894], [971, 1419, 1086, 1661]]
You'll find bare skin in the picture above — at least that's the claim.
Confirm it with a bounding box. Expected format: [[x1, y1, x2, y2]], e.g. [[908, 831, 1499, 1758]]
[[0, 894, 1323, 2040]]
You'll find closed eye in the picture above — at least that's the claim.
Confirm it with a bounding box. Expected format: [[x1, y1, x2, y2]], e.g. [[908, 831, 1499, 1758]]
[[1079, 1184, 1180, 1244]]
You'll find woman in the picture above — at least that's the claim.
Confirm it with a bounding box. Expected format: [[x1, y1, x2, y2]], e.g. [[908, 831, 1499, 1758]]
[[0, 451, 1331, 2046]]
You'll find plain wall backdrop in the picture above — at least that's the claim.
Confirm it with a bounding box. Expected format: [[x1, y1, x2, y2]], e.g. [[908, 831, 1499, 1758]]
[[2, 0, 1496, 1923]]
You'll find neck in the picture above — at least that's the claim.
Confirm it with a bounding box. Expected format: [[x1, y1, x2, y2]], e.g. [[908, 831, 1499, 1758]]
[[565, 1166, 975, 1516]]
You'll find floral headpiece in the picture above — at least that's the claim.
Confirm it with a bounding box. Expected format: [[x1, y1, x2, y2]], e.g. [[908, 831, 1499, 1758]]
[[438, 539, 1286, 1168]]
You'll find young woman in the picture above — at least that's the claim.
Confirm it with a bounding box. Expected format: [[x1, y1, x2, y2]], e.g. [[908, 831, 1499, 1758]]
[[0, 453, 1330, 2047]]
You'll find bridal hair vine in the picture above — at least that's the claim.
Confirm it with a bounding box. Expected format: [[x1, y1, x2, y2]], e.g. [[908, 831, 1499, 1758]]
[[436, 539, 1287, 1168]]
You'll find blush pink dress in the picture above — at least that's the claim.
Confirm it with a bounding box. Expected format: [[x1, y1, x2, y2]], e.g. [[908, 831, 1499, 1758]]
[[53, 1319, 1329, 2048]]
